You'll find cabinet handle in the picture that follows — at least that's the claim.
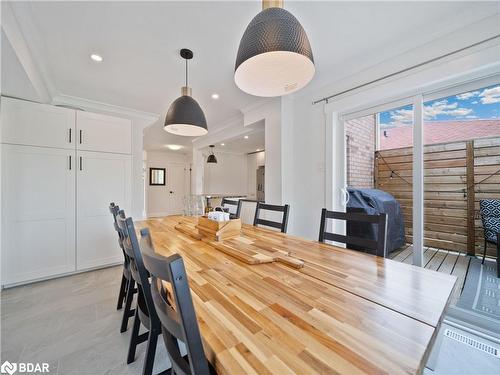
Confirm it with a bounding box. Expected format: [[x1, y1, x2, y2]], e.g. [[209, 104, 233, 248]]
[[79, 156, 83, 171], [69, 128, 72, 143], [79, 130, 83, 144], [69, 155, 72, 170]]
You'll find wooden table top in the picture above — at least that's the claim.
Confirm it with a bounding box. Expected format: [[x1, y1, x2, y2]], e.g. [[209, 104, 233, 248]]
[[137, 216, 456, 375]]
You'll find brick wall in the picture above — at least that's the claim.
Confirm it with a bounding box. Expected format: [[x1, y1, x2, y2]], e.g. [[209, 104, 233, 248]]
[[345, 115, 376, 188]]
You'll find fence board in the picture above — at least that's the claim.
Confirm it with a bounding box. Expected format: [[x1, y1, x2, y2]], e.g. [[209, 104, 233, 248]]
[[375, 136, 500, 257]]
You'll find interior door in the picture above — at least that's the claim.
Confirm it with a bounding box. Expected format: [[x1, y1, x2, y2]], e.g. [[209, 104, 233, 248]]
[[1, 144, 76, 285], [76, 111, 132, 154], [76, 150, 131, 270], [167, 164, 186, 215]]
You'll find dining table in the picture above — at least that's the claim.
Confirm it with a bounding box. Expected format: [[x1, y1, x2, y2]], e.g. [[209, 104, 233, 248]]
[[137, 216, 457, 375]]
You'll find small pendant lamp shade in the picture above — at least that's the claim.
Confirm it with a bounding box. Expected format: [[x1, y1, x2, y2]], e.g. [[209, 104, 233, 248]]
[[207, 145, 217, 163], [235, 7, 314, 97], [165, 49, 208, 136]]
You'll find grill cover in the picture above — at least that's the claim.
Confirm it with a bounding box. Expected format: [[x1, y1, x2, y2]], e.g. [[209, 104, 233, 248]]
[[346, 188, 405, 253]]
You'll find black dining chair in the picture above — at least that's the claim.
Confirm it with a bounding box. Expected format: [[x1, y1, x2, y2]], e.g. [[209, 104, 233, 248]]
[[253, 202, 290, 233], [140, 228, 212, 375], [115, 212, 168, 375], [318, 208, 388, 258], [479, 199, 500, 265], [221, 198, 242, 219], [109, 203, 136, 333]]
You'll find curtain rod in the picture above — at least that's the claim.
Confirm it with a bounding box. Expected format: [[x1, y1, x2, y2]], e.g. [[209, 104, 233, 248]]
[[312, 34, 500, 105]]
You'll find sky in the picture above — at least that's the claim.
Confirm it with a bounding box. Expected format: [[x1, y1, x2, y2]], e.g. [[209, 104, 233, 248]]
[[379, 83, 500, 127]]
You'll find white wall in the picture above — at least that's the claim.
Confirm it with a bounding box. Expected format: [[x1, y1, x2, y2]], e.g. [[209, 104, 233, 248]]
[[246, 151, 265, 199], [203, 152, 247, 196], [145, 150, 188, 217]]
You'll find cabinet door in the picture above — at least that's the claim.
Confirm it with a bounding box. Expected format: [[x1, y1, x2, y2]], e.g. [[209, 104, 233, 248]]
[[1, 145, 76, 285], [76, 111, 131, 154], [1, 97, 75, 149], [76, 151, 131, 270]]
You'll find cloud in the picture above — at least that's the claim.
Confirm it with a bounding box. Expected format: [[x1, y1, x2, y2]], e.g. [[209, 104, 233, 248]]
[[479, 85, 500, 104], [472, 101, 478, 104], [446, 108, 473, 116], [465, 115, 478, 119], [456, 91, 479, 100]]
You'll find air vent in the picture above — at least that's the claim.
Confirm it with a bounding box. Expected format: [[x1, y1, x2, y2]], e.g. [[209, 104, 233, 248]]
[[444, 329, 499, 357]]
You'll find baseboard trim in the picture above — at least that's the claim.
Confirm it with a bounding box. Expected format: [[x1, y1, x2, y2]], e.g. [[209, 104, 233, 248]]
[[1, 261, 123, 289]]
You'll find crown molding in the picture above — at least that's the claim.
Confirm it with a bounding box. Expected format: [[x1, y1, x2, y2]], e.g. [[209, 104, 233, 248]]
[[52, 94, 160, 122]]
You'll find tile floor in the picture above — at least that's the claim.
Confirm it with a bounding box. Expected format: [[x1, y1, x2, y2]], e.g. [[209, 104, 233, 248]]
[[1, 266, 170, 375]]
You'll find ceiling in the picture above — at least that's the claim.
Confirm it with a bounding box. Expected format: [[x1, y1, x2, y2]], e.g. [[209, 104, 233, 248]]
[[2, 1, 499, 151], [212, 127, 265, 155]]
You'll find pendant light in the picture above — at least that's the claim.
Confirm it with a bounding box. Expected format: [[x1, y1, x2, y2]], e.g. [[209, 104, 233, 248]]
[[207, 145, 217, 164], [234, 0, 314, 97], [164, 49, 208, 136]]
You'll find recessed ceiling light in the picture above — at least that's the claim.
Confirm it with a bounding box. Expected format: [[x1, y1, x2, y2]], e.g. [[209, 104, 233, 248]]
[[220, 143, 225, 146], [244, 135, 249, 139], [256, 149, 261, 152], [90, 54, 103, 62], [166, 144, 182, 150], [211, 93, 219, 99]]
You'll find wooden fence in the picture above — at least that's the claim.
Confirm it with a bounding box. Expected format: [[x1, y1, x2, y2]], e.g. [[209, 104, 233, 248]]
[[374, 136, 500, 257]]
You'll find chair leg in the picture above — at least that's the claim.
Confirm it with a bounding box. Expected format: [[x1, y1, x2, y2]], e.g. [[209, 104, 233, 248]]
[[142, 329, 160, 375], [121, 279, 135, 333], [127, 309, 141, 364], [116, 274, 127, 310], [482, 239, 487, 264]]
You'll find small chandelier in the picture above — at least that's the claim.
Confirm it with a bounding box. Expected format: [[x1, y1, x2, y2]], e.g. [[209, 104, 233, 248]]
[[164, 48, 208, 136], [207, 145, 217, 163]]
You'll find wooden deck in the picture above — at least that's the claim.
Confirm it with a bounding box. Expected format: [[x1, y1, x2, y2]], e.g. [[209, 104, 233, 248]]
[[389, 244, 472, 305]]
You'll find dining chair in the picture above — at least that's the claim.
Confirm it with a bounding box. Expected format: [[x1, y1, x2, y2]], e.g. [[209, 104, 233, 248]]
[[140, 228, 212, 375], [116, 212, 168, 375], [479, 199, 500, 264], [318, 208, 388, 257], [221, 198, 242, 218], [109, 203, 136, 333], [253, 202, 290, 233]]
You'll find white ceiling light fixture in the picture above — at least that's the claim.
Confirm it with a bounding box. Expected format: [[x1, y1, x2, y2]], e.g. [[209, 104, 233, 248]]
[[90, 54, 103, 62], [166, 144, 182, 151], [220, 143, 225, 146], [256, 149, 261, 151], [234, 0, 315, 97], [211, 93, 219, 99], [244, 135, 249, 139]]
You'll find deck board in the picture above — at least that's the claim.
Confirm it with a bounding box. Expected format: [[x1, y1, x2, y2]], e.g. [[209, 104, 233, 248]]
[[390, 245, 471, 305]]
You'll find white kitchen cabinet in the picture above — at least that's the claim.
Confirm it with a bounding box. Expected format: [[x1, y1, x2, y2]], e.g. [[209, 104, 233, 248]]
[[76, 111, 132, 154], [0, 97, 75, 149], [76, 150, 131, 270], [1, 144, 76, 285]]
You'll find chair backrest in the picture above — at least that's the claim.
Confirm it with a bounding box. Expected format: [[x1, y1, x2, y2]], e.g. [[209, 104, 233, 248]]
[[318, 209, 388, 257], [115, 212, 158, 324], [109, 202, 129, 265], [253, 202, 290, 233], [480, 199, 500, 242], [221, 198, 242, 217], [140, 228, 210, 375]]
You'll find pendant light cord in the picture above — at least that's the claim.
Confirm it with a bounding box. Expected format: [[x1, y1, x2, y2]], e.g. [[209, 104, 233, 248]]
[[185, 59, 188, 86]]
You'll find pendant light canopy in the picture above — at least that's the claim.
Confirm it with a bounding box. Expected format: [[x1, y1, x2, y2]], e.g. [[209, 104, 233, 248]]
[[207, 145, 217, 163], [165, 49, 208, 137], [235, 0, 314, 97]]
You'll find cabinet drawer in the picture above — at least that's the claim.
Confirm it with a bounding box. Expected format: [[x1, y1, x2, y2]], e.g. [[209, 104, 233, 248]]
[[1, 97, 75, 149], [76, 111, 131, 154]]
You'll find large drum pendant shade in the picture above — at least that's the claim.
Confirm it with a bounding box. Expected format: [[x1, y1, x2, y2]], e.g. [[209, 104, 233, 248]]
[[235, 6, 314, 97]]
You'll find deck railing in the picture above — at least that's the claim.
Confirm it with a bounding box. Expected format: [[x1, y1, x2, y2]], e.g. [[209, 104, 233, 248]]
[[374, 136, 500, 258]]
